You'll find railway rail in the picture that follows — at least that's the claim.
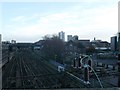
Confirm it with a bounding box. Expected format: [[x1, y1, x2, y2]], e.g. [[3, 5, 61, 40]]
[[2, 50, 72, 89], [3, 49, 114, 89]]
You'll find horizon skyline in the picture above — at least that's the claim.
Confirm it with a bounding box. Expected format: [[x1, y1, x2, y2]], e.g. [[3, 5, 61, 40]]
[[1, 0, 119, 43], [1, 32, 118, 43]]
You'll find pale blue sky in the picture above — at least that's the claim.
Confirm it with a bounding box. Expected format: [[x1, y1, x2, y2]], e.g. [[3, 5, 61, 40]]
[[0, 0, 119, 42]]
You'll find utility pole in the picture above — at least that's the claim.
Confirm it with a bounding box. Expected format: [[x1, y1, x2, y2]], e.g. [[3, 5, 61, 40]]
[[118, 1, 120, 86], [118, 32, 120, 87], [118, 54, 120, 87]]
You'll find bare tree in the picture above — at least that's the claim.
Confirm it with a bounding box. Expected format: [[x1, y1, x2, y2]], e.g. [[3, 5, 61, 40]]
[[86, 45, 95, 55], [42, 35, 65, 63]]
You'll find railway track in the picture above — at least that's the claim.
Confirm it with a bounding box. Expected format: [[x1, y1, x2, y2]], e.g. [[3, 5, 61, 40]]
[[2, 56, 16, 88], [2, 49, 90, 89], [22, 50, 60, 88], [7, 57, 16, 88]]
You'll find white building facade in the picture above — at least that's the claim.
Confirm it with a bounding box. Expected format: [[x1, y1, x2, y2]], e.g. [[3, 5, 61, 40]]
[[59, 31, 65, 41]]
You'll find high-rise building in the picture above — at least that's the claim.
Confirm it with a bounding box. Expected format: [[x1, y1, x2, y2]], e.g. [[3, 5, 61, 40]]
[[117, 33, 120, 42], [111, 36, 117, 51], [67, 35, 72, 41], [0, 34, 2, 68], [118, 32, 120, 51], [58, 31, 65, 41]]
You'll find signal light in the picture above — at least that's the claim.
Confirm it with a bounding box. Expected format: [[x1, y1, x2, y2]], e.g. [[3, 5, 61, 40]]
[[73, 58, 76, 68], [78, 57, 82, 68]]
